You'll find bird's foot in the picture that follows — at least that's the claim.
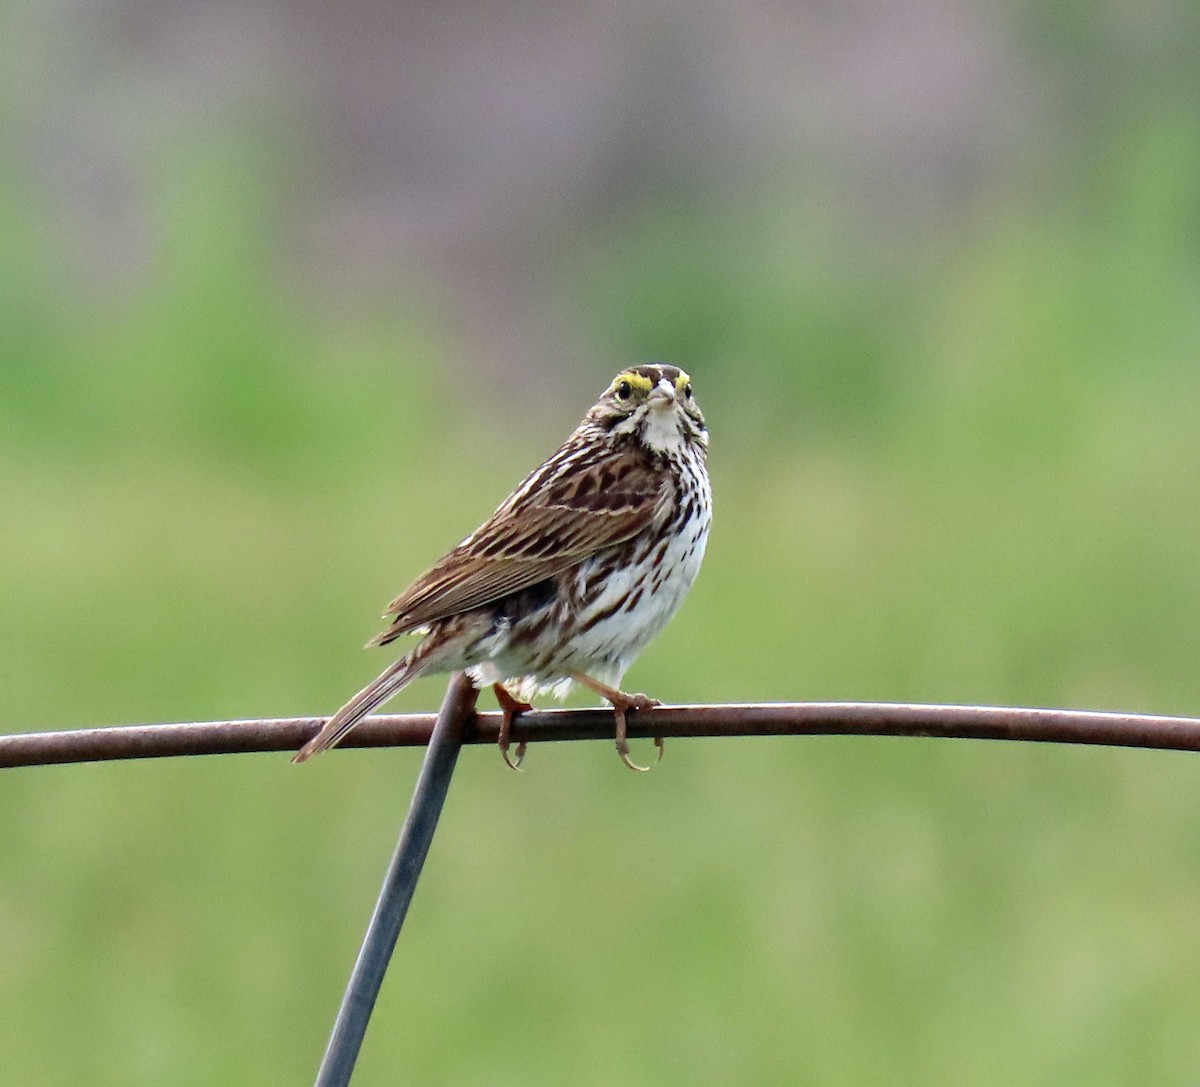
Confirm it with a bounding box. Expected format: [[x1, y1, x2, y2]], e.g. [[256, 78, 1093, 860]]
[[610, 692, 664, 772], [493, 683, 532, 771], [568, 673, 663, 771]]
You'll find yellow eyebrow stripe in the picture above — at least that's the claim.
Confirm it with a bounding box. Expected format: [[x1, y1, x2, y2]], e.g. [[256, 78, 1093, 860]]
[[615, 371, 654, 393], [673, 370, 692, 390]]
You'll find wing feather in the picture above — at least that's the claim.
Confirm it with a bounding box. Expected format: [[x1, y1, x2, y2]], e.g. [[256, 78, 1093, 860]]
[[374, 441, 664, 640]]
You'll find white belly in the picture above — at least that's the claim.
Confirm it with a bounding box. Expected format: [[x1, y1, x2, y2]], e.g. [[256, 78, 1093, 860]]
[[564, 513, 709, 684], [468, 448, 711, 701]]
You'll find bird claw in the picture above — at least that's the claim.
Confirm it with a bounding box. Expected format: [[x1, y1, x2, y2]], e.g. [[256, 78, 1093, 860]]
[[617, 743, 651, 773], [501, 740, 528, 772], [612, 694, 664, 772], [493, 684, 533, 773], [566, 674, 666, 772]]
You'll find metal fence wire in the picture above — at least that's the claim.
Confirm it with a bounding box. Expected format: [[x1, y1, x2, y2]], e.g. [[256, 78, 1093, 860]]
[[6, 697, 1200, 769], [6, 681, 1200, 1086]]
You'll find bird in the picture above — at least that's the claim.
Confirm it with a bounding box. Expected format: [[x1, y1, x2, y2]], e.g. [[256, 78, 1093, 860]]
[[292, 364, 711, 772]]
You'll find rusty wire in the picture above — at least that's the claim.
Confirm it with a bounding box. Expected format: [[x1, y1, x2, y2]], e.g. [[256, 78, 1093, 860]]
[[4, 701, 1200, 769], [8, 687, 1200, 1087]]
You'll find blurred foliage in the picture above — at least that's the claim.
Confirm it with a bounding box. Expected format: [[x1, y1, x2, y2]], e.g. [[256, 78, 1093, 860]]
[[2, 6, 1200, 1086]]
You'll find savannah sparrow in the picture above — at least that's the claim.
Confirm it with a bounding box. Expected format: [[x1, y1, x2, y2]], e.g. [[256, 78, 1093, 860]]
[[293, 365, 711, 771]]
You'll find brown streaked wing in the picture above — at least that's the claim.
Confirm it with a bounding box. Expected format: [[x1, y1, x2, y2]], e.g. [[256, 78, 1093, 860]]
[[377, 447, 664, 636]]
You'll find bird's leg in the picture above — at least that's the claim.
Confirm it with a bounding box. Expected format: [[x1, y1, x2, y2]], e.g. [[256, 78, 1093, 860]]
[[569, 673, 663, 772], [492, 683, 532, 771]]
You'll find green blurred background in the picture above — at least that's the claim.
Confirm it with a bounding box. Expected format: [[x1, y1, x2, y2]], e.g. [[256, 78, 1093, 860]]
[[3, 2, 1200, 1083]]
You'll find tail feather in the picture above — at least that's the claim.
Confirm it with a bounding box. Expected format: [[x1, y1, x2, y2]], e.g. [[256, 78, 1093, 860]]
[[292, 654, 423, 763]]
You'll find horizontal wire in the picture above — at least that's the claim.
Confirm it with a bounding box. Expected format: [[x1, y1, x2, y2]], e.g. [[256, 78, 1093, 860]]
[[4, 702, 1200, 768]]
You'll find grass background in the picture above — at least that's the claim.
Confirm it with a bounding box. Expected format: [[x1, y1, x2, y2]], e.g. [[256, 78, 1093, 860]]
[[3, 4, 1200, 1084]]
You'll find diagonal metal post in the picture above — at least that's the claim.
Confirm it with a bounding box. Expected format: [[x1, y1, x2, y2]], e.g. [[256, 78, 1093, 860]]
[[312, 671, 479, 1087]]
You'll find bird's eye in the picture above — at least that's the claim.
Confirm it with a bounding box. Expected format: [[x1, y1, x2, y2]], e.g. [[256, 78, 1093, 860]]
[[615, 380, 633, 400], [683, 383, 693, 400]]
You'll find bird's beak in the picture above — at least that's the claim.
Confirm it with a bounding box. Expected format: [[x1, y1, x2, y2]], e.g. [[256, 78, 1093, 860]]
[[647, 380, 676, 410]]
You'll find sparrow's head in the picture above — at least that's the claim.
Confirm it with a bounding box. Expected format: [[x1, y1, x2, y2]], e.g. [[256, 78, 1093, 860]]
[[589, 365, 707, 455]]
